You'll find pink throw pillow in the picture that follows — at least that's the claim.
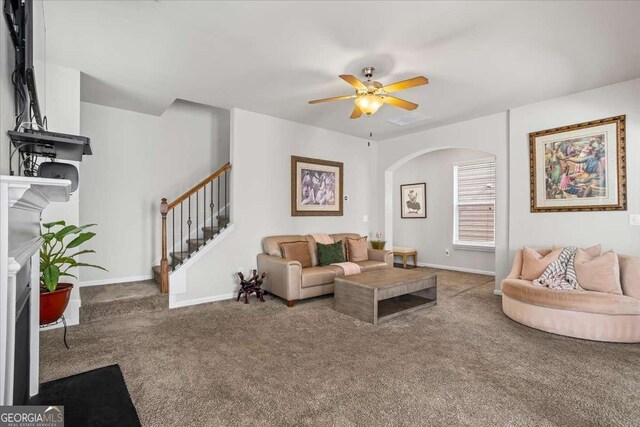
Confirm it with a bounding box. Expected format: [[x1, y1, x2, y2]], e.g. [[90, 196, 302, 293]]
[[520, 247, 562, 280], [618, 255, 640, 299], [553, 244, 601, 257], [574, 249, 622, 295]]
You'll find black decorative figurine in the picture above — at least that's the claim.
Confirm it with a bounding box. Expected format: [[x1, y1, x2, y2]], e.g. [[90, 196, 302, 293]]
[[237, 270, 266, 304]]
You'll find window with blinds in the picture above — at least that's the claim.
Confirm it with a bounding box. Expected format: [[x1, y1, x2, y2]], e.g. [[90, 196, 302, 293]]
[[453, 158, 496, 249]]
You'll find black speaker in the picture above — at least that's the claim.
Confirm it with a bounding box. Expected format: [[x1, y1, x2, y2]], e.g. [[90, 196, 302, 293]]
[[38, 162, 79, 192]]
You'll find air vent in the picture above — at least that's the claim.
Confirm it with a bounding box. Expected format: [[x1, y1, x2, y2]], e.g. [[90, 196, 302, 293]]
[[386, 112, 429, 127]]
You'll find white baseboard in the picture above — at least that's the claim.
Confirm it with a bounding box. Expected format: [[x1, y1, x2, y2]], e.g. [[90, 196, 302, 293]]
[[417, 262, 495, 276], [169, 292, 235, 309], [493, 289, 503, 296], [79, 274, 153, 287]]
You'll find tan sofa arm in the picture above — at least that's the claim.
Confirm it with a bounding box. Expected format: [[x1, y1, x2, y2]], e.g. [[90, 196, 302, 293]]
[[257, 254, 302, 301], [368, 249, 393, 267]]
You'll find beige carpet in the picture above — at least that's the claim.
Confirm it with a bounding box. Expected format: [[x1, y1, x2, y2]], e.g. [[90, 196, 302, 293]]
[[40, 269, 640, 426]]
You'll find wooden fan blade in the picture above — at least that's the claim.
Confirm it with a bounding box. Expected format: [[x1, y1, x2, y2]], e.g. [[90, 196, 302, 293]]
[[382, 76, 429, 93], [339, 75, 367, 90], [350, 106, 363, 119], [383, 96, 418, 111], [308, 95, 355, 104]]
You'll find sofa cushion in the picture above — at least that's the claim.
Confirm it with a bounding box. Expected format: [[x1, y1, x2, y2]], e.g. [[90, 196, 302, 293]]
[[280, 241, 312, 268], [619, 254, 640, 300], [520, 247, 562, 280], [331, 233, 362, 259], [501, 279, 640, 315], [574, 250, 622, 295], [263, 235, 306, 257], [317, 241, 345, 266], [301, 266, 336, 288], [346, 237, 368, 262], [354, 260, 390, 272]]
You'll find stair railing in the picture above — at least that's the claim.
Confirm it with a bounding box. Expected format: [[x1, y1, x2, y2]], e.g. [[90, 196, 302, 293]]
[[159, 162, 231, 293]]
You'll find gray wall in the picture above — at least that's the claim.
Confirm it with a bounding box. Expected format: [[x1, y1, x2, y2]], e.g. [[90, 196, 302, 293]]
[[509, 78, 640, 258], [393, 148, 495, 274], [79, 100, 231, 284]]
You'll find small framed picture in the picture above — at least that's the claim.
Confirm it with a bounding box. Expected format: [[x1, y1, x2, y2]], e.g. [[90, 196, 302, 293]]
[[400, 183, 427, 218]]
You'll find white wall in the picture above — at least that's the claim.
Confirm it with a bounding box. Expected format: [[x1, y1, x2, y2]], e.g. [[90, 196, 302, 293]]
[[33, 62, 82, 325], [375, 112, 509, 289], [174, 108, 376, 304], [509, 78, 640, 257], [79, 100, 230, 284], [393, 148, 495, 274]]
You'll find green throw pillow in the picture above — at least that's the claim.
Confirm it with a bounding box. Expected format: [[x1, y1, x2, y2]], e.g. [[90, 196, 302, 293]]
[[317, 241, 345, 266]]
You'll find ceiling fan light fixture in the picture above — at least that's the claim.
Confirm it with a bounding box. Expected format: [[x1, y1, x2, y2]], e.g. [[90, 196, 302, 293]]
[[355, 94, 383, 116]]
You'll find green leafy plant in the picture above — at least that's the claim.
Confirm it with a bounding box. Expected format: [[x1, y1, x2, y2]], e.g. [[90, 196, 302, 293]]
[[40, 221, 107, 292]]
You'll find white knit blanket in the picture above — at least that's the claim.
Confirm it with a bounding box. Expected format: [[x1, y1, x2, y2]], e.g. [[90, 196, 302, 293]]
[[310, 234, 333, 245], [331, 262, 361, 276], [532, 246, 581, 291]]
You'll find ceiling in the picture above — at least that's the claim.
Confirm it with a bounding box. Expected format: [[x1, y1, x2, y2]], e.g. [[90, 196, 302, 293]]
[[37, 1, 640, 140]]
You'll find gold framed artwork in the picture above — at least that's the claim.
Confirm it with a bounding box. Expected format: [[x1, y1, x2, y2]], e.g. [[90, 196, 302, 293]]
[[529, 115, 626, 212], [400, 182, 427, 218], [291, 156, 343, 216]]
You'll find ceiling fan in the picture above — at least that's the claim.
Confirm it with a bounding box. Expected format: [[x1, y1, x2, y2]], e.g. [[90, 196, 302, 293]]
[[308, 67, 429, 119]]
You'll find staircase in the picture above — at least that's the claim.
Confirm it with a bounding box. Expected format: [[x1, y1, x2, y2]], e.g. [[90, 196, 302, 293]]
[[153, 162, 231, 292]]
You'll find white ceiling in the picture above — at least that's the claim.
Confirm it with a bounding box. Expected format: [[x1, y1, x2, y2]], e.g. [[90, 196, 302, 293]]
[[38, 1, 640, 140]]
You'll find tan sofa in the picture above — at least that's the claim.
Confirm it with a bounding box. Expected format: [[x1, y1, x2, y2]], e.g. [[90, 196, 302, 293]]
[[501, 248, 640, 343], [257, 233, 393, 307]]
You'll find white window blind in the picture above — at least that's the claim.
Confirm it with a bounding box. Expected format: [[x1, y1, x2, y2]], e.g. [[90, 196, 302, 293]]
[[453, 158, 496, 248]]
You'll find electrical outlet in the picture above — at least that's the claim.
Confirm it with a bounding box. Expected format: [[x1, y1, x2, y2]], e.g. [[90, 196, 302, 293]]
[[363, 215, 368, 223], [445, 249, 450, 257], [630, 214, 640, 226]]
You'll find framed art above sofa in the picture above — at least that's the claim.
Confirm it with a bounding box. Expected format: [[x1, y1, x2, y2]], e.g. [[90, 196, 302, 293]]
[[291, 156, 344, 216], [529, 115, 626, 212]]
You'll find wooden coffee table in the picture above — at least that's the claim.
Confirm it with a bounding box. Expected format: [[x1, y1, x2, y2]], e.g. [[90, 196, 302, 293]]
[[334, 268, 437, 325]]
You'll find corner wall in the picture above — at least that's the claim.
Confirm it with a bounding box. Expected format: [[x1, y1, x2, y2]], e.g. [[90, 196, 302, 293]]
[[509, 78, 640, 257], [78, 100, 230, 285], [175, 108, 376, 305]]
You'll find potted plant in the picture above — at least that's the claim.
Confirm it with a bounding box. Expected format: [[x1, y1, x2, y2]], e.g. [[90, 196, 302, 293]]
[[39, 221, 107, 325]]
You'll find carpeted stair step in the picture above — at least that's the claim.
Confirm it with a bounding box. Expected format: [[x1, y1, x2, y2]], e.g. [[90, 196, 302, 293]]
[[152, 265, 163, 285], [170, 250, 191, 263], [202, 226, 220, 239], [186, 238, 207, 251], [79, 280, 168, 324]]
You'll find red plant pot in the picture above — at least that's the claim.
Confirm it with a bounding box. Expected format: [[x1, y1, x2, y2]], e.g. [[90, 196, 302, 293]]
[[40, 283, 73, 325]]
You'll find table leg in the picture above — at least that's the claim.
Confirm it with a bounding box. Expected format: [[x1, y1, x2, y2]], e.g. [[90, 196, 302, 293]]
[[402, 255, 407, 269]]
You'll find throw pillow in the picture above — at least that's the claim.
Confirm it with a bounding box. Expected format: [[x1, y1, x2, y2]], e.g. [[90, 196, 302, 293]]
[[317, 241, 345, 266], [618, 254, 640, 299], [574, 249, 622, 295], [280, 241, 312, 268], [520, 247, 562, 281], [553, 244, 601, 257], [346, 237, 368, 262]]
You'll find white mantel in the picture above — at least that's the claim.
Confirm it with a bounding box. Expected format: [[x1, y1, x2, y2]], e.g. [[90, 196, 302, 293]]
[[0, 175, 71, 404]]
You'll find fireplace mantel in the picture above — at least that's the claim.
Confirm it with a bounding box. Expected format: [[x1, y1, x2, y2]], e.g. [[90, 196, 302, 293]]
[[0, 175, 71, 404]]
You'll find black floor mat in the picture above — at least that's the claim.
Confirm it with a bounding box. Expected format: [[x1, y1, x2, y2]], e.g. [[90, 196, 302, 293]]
[[29, 364, 141, 427]]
